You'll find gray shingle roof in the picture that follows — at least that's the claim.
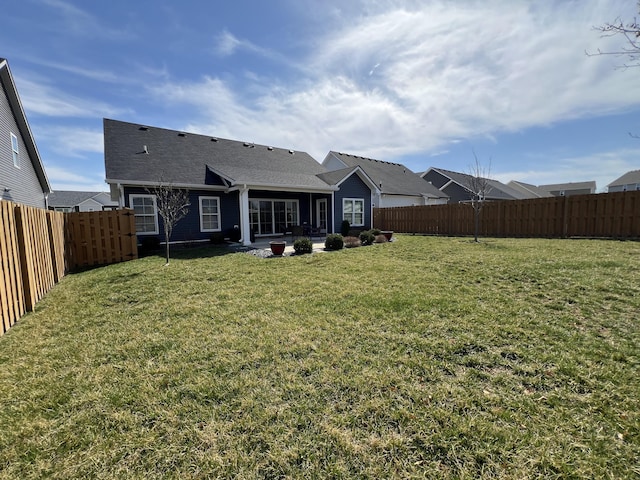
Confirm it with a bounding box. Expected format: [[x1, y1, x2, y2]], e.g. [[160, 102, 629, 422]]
[[104, 119, 334, 191], [538, 181, 596, 193], [507, 181, 553, 198], [316, 166, 360, 186], [607, 170, 640, 187], [48, 191, 115, 207], [428, 167, 527, 200], [327, 152, 447, 199]]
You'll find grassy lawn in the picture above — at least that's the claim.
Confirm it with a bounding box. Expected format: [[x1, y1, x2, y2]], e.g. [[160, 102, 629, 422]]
[[0, 236, 638, 479]]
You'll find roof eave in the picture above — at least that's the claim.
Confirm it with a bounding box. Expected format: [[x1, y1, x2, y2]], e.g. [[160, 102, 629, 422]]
[[105, 178, 230, 191], [229, 181, 337, 193]]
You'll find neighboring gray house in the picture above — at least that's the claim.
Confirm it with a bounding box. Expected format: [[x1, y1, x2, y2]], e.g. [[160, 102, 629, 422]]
[[537, 181, 596, 197], [322, 151, 448, 207], [47, 191, 118, 212], [507, 181, 553, 199], [0, 58, 51, 208], [607, 170, 640, 192], [420, 167, 526, 204], [104, 119, 378, 246]]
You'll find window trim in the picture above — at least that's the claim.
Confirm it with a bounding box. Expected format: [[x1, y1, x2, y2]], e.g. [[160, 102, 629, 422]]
[[343, 197, 365, 227], [199, 196, 222, 232], [10, 132, 19, 168], [129, 194, 158, 235]]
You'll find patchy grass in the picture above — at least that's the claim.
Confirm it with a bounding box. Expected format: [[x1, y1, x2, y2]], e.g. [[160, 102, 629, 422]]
[[0, 236, 638, 479]]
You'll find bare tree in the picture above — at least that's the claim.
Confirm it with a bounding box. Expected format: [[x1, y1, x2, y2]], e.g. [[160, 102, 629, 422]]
[[587, 2, 640, 68], [148, 183, 190, 265], [465, 152, 492, 243]]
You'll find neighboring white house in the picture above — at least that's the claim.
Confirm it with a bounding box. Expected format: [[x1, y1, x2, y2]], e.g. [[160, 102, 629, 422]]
[[47, 191, 118, 212], [537, 181, 597, 197], [607, 170, 640, 192], [322, 151, 449, 208]]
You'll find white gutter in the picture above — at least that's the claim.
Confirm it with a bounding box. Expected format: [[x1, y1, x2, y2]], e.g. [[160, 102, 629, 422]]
[[106, 179, 229, 192]]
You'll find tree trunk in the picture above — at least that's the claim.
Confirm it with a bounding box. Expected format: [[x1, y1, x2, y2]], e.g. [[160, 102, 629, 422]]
[[474, 205, 480, 242], [165, 231, 170, 264]]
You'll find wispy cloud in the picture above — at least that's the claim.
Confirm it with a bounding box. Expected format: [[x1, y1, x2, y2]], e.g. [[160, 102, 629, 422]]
[[214, 30, 244, 57], [17, 75, 128, 118], [213, 29, 300, 70], [39, 0, 134, 40], [24, 57, 120, 83], [37, 126, 104, 157], [44, 165, 107, 191], [157, 0, 640, 165]]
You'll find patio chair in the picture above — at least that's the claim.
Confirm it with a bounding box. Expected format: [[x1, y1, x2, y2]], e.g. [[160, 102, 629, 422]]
[[291, 225, 304, 240]]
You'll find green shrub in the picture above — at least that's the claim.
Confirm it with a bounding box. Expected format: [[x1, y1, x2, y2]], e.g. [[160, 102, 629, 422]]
[[370, 228, 381, 235], [325, 233, 344, 250], [343, 236, 361, 248], [340, 220, 351, 237], [293, 237, 313, 254], [359, 230, 375, 246]]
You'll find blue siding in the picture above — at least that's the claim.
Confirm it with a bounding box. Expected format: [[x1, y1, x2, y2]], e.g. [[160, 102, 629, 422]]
[[123, 184, 337, 243], [333, 174, 372, 232], [124, 186, 240, 243]]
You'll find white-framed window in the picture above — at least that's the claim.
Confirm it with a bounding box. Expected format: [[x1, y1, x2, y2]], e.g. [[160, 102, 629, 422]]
[[343, 198, 364, 226], [10, 133, 19, 168], [130, 194, 158, 234], [199, 196, 221, 232]]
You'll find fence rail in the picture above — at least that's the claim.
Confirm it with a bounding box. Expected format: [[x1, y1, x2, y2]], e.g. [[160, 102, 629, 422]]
[[374, 191, 640, 239], [1, 203, 138, 336]]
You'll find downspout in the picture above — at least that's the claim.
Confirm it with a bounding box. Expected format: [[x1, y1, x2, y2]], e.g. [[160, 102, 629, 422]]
[[370, 191, 375, 229], [115, 183, 125, 208], [239, 185, 251, 246]]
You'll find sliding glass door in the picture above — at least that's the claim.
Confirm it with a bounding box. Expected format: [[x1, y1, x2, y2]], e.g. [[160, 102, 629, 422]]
[[250, 199, 299, 235]]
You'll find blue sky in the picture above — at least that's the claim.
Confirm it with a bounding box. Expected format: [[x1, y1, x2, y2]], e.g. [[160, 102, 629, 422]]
[[3, 0, 639, 192]]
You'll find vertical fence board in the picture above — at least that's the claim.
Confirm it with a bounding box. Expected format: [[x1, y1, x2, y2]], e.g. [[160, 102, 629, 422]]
[[1, 201, 25, 335], [47, 210, 66, 282], [15, 205, 56, 311]]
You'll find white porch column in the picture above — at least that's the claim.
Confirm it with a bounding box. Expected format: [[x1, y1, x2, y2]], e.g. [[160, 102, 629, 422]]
[[330, 192, 335, 234], [239, 186, 252, 246]]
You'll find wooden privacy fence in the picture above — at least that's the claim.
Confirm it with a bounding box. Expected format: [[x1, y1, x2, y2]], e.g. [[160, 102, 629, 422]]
[[1, 202, 65, 335], [374, 191, 640, 239], [1, 203, 138, 336], [65, 209, 137, 271]]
